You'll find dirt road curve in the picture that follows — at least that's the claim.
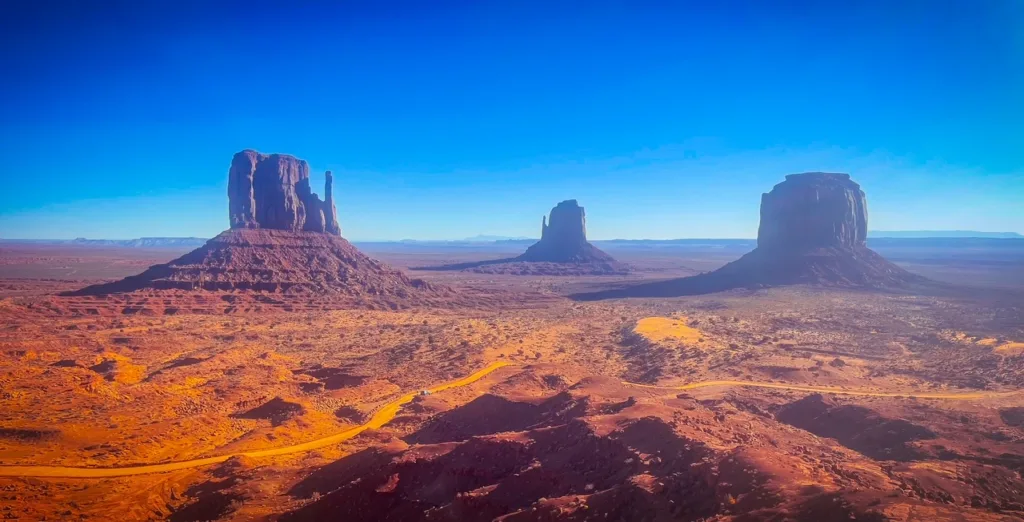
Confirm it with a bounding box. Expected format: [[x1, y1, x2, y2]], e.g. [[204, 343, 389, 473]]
[[0, 362, 1013, 479], [0, 361, 514, 479]]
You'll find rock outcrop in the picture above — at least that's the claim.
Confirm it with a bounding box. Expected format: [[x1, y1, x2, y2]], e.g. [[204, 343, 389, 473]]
[[572, 173, 920, 300], [416, 200, 628, 275], [66, 151, 449, 309], [757, 173, 867, 251], [539, 200, 588, 250], [228, 150, 341, 236], [518, 200, 618, 265], [725, 172, 915, 288]]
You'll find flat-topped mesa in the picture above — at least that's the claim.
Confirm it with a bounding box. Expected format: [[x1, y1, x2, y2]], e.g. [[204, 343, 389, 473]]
[[757, 172, 867, 252], [571, 172, 919, 300], [228, 150, 342, 236]]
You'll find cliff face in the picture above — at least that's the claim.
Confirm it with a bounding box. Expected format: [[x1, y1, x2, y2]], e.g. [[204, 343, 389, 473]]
[[64, 150, 456, 305], [757, 172, 867, 251], [228, 150, 341, 236], [540, 199, 588, 246]]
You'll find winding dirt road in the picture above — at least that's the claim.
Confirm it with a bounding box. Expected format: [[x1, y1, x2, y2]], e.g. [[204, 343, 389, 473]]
[[0, 361, 513, 479], [0, 361, 1013, 479]]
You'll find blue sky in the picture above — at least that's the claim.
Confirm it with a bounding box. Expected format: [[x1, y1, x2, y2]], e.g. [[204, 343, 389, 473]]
[[1, 1, 1021, 240]]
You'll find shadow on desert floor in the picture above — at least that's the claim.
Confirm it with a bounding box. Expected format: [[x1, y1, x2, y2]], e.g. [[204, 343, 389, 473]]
[[412, 257, 520, 271], [570, 272, 748, 300]]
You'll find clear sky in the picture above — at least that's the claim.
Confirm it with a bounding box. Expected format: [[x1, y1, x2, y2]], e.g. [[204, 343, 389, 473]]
[[1, 1, 1021, 240]]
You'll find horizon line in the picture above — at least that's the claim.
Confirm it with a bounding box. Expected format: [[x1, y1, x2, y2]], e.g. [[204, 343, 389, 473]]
[[3, 230, 1023, 243]]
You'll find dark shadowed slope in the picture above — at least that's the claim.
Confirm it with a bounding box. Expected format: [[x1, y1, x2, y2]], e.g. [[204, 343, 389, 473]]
[[64, 229, 438, 297]]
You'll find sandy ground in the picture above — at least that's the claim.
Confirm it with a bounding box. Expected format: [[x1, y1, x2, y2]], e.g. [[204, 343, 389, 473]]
[[0, 240, 1022, 521]]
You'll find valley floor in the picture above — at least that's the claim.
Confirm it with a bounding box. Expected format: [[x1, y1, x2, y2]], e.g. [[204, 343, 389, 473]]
[[0, 242, 1022, 521]]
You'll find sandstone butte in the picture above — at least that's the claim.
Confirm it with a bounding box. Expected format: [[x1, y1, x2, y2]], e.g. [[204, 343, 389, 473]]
[[228, 149, 342, 236], [572, 172, 920, 299], [517, 199, 619, 264], [722, 171, 918, 287], [64, 150, 443, 303]]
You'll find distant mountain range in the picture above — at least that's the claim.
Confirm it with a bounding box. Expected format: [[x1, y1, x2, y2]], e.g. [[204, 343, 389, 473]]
[[463, 234, 534, 242], [868, 230, 1023, 239], [0, 237, 209, 248], [70, 237, 210, 248]]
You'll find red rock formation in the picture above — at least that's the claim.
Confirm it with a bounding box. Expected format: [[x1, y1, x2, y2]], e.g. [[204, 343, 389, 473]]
[[416, 200, 628, 275], [724, 172, 913, 288], [228, 150, 341, 236], [65, 151, 449, 307], [540, 199, 588, 249], [573, 173, 920, 299], [68, 229, 434, 295], [716, 172, 917, 288], [324, 171, 341, 236], [518, 200, 619, 265], [758, 172, 867, 251]]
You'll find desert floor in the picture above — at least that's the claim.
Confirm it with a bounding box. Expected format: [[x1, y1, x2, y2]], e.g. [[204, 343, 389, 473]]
[[0, 240, 1022, 521]]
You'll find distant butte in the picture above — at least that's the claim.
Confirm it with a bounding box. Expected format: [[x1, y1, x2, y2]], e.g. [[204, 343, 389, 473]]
[[518, 200, 618, 264], [573, 172, 922, 299], [64, 150, 447, 308], [418, 199, 630, 275]]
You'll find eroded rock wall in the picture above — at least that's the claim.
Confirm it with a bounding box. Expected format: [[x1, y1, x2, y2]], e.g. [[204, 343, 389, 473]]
[[228, 150, 341, 236], [757, 172, 867, 251], [541, 199, 588, 246]]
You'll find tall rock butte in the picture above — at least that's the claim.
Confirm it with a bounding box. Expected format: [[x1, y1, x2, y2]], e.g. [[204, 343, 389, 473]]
[[757, 172, 867, 251], [572, 172, 918, 299], [540, 199, 588, 248], [518, 200, 618, 264], [66, 150, 445, 307], [714, 172, 916, 287], [228, 150, 342, 236]]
